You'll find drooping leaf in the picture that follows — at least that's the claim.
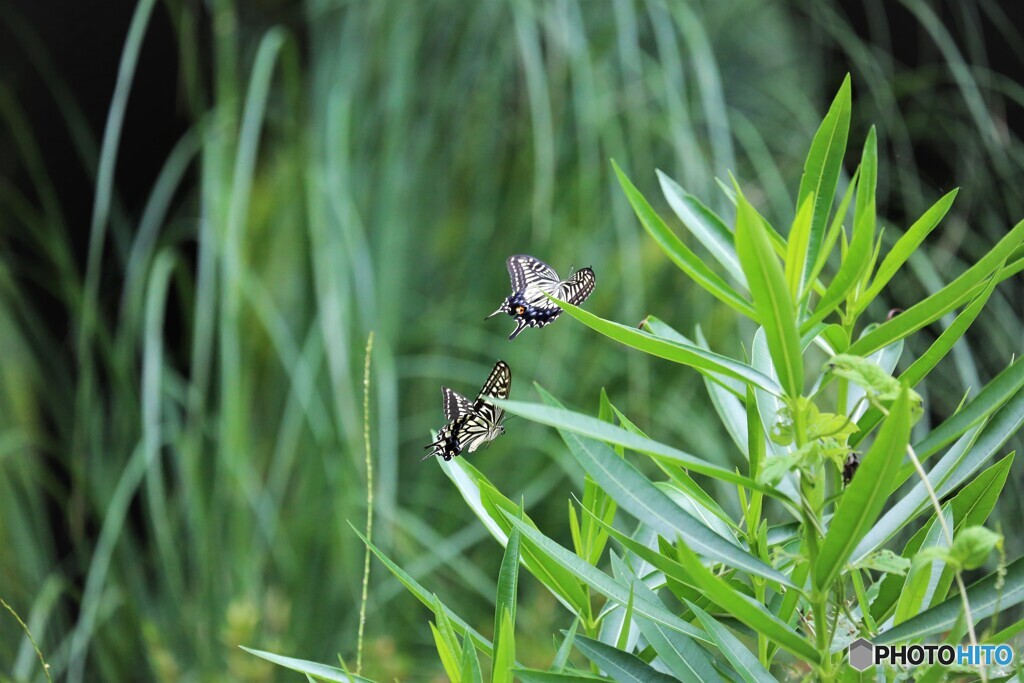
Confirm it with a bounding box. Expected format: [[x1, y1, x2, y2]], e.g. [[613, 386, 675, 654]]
[[613, 161, 755, 316], [240, 647, 376, 683], [546, 298, 784, 396], [657, 170, 746, 284]]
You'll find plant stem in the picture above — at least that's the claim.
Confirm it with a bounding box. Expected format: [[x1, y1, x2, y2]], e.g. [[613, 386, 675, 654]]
[[356, 331, 375, 675], [904, 441, 986, 683]]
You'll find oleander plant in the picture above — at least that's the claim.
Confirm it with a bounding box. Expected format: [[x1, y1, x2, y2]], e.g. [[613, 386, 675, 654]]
[[260, 78, 1022, 681]]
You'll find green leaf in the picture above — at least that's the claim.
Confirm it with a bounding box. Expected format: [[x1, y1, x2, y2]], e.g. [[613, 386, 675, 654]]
[[804, 168, 859, 301], [501, 514, 713, 646], [853, 270, 1001, 441], [573, 635, 678, 683], [948, 525, 1003, 570], [855, 189, 959, 313], [492, 608, 516, 683], [514, 670, 610, 683], [851, 549, 910, 576], [492, 528, 521, 683], [845, 219, 1024, 357], [894, 507, 952, 625], [551, 619, 579, 672], [240, 648, 376, 683], [786, 193, 816, 300], [796, 75, 851, 292], [548, 298, 784, 396], [620, 567, 724, 683], [657, 170, 746, 284], [735, 193, 803, 397], [671, 539, 820, 664], [875, 557, 1024, 644], [898, 356, 1024, 462], [432, 612, 464, 683], [494, 396, 786, 500], [685, 601, 776, 683], [825, 354, 921, 404], [439, 457, 590, 615], [534, 387, 793, 587], [814, 388, 912, 591], [800, 126, 874, 332], [350, 525, 496, 656], [613, 161, 755, 317], [461, 641, 483, 683], [854, 385, 1024, 562], [579, 504, 704, 599]]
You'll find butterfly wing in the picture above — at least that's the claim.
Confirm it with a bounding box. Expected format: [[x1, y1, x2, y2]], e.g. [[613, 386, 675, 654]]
[[475, 360, 511, 402], [556, 267, 596, 306], [441, 387, 474, 422], [506, 255, 559, 292]]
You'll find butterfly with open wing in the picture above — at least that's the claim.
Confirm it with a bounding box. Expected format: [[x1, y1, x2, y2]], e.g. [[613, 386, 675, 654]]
[[423, 360, 512, 461], [486, 255, 596, 340]]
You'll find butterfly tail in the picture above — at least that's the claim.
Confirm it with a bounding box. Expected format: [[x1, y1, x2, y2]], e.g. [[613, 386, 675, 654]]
[[508, 319, 529, 340], [422, 438, 443, 461]]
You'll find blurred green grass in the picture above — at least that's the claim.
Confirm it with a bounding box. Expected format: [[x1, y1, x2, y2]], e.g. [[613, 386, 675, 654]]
[[0, 1, 1021, 680]]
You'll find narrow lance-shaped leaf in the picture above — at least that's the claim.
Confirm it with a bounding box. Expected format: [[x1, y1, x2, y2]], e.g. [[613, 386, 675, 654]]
[[800, 129, 877, 332], [855, 188, 959, 314], [535, 386, 793, 587], [853, 270, 1002, 443], [735, 193, 803, 398], [786, 193, 816, 301], [492, 527, 521, 683], [815, 387, 912, 591], [240, 648, 375, 683], [615, 558, 724, 683], [875, 557, 1024, 644], [350, 525, 497, 657], [684, 601, 776, 683], [670, 538, 821, 664], [797, 74, 852, 291], [500, 513, 713, 646], [573, 635, 678, 683], [493, 396, 788, 501], [612, 160, 755, 317], [846, 219, 1024, 357], [547, 297, 784, 396], [657, 170, 746, 285]]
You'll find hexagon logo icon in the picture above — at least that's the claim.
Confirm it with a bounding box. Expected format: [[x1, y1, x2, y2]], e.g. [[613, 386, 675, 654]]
[[849, 638, 874, 671]]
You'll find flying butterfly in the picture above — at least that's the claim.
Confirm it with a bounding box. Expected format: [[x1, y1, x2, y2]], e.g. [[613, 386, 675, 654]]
[[486, 255, 596, 340], [423, 360, 512, 461]]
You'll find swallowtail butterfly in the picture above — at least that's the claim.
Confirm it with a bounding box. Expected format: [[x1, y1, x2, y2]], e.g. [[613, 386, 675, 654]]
[[423, 361, 512, 461], [486, 255, 596, 340]]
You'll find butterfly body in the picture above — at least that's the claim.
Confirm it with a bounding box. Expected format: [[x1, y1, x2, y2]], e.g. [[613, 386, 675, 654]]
[[424, 361, 511, 461], [487, 255, 595, 340]]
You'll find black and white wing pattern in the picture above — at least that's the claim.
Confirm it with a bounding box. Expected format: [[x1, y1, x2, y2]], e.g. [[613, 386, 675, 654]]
[[556, 267, 596, 307], [487, 255, 596, 340], [505, 255, 559, 292], [441, 387, 474, 422], [424, 361, 511, 461], [474, 360, 511, 403]]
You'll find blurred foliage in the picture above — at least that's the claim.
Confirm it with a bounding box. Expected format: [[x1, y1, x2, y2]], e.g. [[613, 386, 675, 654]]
[[0, 0, 1021, 680]]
